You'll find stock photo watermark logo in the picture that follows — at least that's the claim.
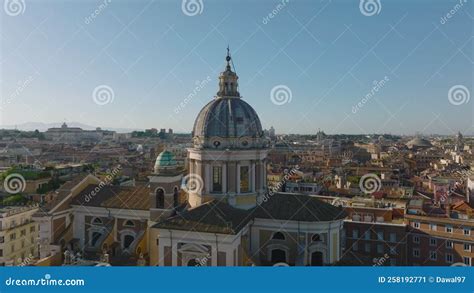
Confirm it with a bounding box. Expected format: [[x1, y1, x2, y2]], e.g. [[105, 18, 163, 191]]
[[359, 0, 381, 16], [352, 76, 389, 114], [262, 0, 290, 25], [3, 173, 26, 194], [84, 0, 112, 25], [372, 253, 390, 266], [5, 274, 85, 287], [440, 0, 468, 25], [448, 85, 470, 106], [181, 174, 204, 193], [92, 85, 115, 106], [3, 0, 26, 16], [181, 0, 203, 16], [175, 76, 211, 114], [359, 173, 381, 194], [5, 74, 38, 107], [270, 85, 292, 106], [84, 165, 121, 203], [258, 165, 300, 204]]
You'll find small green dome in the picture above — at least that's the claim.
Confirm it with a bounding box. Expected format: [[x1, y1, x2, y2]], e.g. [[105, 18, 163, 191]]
[[154, 150, 177, 173]]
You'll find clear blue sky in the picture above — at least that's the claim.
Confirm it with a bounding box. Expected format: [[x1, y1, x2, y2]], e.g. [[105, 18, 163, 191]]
[[1, 0, 472, 135]]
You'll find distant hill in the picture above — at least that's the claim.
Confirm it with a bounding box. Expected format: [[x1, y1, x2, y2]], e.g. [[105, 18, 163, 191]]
[[0, 122, 140, 133]]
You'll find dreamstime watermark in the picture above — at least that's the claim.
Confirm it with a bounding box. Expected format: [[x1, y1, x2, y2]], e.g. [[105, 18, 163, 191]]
[[174, 76, 211, 114], [270, 85, 292, 106], [262, 0, 290, 25], [359, 0, 381, 16], [181, 0, 203, 16], [5, 274, 85, 287], [5, 73, 38, 106], [372, 253, 389, 266], [92, 85, 115, 106], [3, 173, 26, 194], [194, 252, 211, 266], [359, 173, 381, 194], [448, 85, 470, 106], [17, 254, 34, 267], [352, 76, 389, 114], [3, 0, 26, 16], [181, 174, 204, 193], [83, 165, 121, 203], [440, 0, 468, 24], [258, 165, 300, 204], [84, 0, 112, 25]]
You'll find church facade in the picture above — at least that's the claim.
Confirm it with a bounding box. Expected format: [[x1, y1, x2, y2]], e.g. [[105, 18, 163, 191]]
[[33, 50, 346, 266]]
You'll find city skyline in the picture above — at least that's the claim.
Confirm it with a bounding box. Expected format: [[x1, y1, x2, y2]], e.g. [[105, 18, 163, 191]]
[[1, 0, 473, 135]]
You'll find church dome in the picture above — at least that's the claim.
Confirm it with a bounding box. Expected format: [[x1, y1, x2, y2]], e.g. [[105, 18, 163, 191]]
[[192, 49, 266, 150], [154, 150, 177, 173], [406, 137, 432, 149]]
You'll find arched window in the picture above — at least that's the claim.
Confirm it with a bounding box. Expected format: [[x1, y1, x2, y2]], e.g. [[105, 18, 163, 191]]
[[272, 232, 285, 240], [187, 259, 199, 266], [271, 249, 286, 263], [124, 220, 135, 227], [156, 188, 165, 208], [123, 235, 134, 249], [173, 187, 179, 208], [311, 251, 323, 266], [311, 234, 321, 242], [92, 217, 103, 225], [91, 232, 102, 247]]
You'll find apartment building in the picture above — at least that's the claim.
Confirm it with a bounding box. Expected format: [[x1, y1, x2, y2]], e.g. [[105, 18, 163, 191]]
[[0, 204, 39, 266]]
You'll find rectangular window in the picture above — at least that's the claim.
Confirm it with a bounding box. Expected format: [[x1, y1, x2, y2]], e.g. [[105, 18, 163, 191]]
[[389, 233, 396, 242], [365, 243, 370, 253], [30, 226, 35, 233], [0, 237, 3, 243], [352, 242, 358, 251], [9, 233, 16, 241], [446, 225, 453, 233], [413, 222, 420, 228], [446, 241, 453, 249], [463, 257, 471, 266], [389, 246, 397, 255], [212, 166, 222, 192], [446, 254, 453, 263], [377, 244, 384, 254], [240, 166, 249, 192], [430, 251, 437, 261], [464, 244, 471, 252], [413, 236, 420, 244], [429, 223, 437, 231], [430, 238, 437, 246], [377, 231, 384, 241], [464, 228, 471, 236], [352, 230, 359, 239], [364, 231, 370, 240], [413, 248, 420, 257]]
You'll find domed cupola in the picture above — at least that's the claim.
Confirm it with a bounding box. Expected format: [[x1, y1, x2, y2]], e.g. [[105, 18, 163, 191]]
[[154, 150, 177, 174], [186, 48, 269, 210], [192, 48, 266, 150]]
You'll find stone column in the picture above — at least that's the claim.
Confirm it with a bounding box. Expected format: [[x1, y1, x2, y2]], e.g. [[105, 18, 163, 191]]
[[236, 163, 240, 194], [251, 161, 256, 192], [222, 163, 227, 193], [205, 163, 211, 193]]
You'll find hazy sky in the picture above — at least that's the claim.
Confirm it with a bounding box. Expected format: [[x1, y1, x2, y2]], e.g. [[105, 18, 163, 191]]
[[1, 0, 472, 134]]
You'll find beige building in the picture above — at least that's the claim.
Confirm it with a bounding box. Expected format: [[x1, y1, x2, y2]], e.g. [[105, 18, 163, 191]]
[[0, 204, 39, 266]]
